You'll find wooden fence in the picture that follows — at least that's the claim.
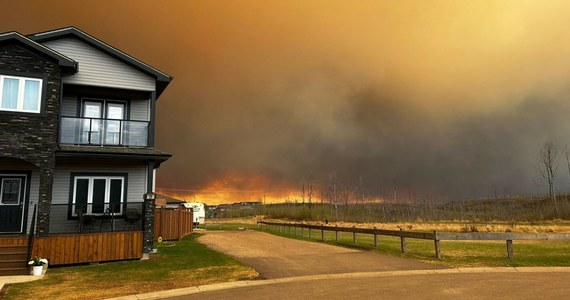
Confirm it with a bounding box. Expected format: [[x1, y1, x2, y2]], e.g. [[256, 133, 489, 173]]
[[154, 206, 193, 241], [32, 231, 143, 265], [258, 221, 570, 259]]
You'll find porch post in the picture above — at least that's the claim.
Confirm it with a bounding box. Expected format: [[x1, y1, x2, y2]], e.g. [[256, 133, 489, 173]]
[[36, 167, 54, 236], [143, 191, 156, 256]]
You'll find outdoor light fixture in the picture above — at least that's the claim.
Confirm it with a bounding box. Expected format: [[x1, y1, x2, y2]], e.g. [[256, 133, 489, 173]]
[[144, 192, 156, 201]]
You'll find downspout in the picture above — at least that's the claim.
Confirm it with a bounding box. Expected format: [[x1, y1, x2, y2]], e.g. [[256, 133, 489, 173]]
[[148, 91, 156, 147]]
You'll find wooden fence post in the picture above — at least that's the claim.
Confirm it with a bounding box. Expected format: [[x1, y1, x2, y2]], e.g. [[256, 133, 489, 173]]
[[353, 226, 357, 244], [335, 225, 338, 241], [434, 230, 441, 259], [400, 228, 406, 254], [321, 224, 325, 240], [373, 226, 378, 248], [506, 240, 514, 259]]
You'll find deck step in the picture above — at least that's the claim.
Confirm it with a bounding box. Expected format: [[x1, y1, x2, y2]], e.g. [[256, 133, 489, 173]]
[[0, 260, 28, 269], [0, 245, 28, 254], [0, 243, 29, 276], [0, 267, 29, 276]]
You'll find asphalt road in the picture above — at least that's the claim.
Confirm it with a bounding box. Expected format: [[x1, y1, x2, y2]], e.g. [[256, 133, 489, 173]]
[[174, 271, 570, 300]]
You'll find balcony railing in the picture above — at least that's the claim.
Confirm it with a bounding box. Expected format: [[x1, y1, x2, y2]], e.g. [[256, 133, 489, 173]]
[[49, 202, 144, 234], [60, 116, 149, 147]]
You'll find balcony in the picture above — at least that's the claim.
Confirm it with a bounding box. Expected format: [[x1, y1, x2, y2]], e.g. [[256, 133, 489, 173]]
[[60, 116, 149, 147]]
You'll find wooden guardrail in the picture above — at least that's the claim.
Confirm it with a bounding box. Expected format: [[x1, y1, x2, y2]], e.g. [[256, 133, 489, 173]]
[[257, 221, 570, 259], [32, 231, 143, 265]]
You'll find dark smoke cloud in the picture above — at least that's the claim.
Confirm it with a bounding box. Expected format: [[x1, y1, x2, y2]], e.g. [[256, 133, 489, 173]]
[[3, 1, 570, 202]]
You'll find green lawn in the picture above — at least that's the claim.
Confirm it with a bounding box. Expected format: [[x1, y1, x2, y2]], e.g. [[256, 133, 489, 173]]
[[262, 226, 570, 268], [1, 233, 258, 300], [198, 223, 259, 231]]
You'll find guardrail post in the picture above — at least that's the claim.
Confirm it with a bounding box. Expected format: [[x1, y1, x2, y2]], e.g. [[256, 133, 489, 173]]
[[321, 224, 325, 240], [309, 227, 312, 239], [353, 225, 357, 244], [301, 226, 304, 238], [294, 223, 297, 236], [434, 230, 441, 259], [288, 224, 291, 235], [506, 240, 514, 259], [335, 225, 339, 241], [373, 226, 378, 248], [400, 228, 406, 254]]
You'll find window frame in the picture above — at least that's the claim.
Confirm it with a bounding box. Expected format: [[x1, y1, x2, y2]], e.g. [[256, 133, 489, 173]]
[[0, 177, 24, 205], [70, 174, 127, 217], [0, 75, 43, 114]]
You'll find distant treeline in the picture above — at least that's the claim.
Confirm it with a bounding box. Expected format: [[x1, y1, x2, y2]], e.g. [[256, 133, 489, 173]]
[[210, 195, 570, 222]]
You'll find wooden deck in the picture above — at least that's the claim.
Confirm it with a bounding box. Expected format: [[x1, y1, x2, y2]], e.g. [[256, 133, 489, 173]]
[[32, 231, 143, 265], [0, 235, 28, 246]]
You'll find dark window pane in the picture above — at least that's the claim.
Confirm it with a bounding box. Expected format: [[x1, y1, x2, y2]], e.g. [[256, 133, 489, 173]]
[[75, 179, 89, 213], [1, 179, 21, 205], [92, 179, 106, 214], [109, 179, 122, 213]]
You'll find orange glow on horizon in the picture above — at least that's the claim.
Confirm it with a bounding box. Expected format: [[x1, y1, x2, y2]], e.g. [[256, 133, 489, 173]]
[[157, 173, 387, 205], [156, 172, 301, 205]]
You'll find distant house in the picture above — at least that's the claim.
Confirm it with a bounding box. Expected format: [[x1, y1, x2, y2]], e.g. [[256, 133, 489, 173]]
[[0, 27, 172, 274]]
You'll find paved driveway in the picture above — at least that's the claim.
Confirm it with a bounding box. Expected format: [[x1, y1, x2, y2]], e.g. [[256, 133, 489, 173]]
[[197, 230, 441, 279]]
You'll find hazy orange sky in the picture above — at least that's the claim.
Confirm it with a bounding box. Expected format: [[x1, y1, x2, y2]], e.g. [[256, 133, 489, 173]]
[[3, 1, 570, 204]]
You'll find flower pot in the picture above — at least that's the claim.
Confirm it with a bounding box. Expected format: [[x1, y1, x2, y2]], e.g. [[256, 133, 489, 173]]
[[32, 265, 43, 276]]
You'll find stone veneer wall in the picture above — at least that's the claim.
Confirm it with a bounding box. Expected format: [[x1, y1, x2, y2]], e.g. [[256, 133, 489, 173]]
[[0, 43, 62, 236]]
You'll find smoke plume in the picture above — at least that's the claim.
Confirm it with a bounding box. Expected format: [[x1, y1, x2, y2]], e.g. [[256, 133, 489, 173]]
[[3, 1, 570, 202]]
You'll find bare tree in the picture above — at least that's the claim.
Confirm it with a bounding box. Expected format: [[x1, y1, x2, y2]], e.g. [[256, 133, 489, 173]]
[[564, 146, 570, 184], [538, 142, 559, 216]]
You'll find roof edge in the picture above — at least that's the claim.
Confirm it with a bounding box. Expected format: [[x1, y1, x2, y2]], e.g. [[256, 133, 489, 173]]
[[30, 26, 172, 84], [0, 31, 78, 73]]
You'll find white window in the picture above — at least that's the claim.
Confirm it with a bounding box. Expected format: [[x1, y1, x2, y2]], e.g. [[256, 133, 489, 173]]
[[0, 75, 42, 113], [72, 176, 125, 215]]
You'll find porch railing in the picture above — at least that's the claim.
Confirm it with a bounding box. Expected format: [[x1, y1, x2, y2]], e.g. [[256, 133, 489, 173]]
[[27, 204, 37, 263], [48, 202, 144, 234], [59, 116, 149, 147]]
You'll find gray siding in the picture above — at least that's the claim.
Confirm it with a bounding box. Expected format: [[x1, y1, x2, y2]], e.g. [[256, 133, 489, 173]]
[[52, 162, 147, 205], [43, 38, 155, 91], [61, 96, 77, 116], [130, 99, 150, 121]]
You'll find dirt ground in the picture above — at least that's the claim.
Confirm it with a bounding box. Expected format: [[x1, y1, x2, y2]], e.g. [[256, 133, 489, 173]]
[[198, 230, 442, 279]]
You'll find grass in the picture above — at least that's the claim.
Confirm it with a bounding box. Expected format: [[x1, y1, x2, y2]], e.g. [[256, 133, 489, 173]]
[[261, 224, 570, 268], [1, 233, 258, 300], [198, 223, 259, 231]]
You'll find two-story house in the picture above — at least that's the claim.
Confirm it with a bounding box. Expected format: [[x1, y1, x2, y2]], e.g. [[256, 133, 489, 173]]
[[0, 27, 172, 274]]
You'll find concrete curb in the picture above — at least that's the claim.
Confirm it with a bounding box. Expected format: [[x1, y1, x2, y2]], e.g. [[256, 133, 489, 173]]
[[105, 267, 570, 300]]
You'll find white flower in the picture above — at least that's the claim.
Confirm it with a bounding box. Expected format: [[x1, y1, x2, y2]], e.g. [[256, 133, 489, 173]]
[[29, 256, 48, 266]]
